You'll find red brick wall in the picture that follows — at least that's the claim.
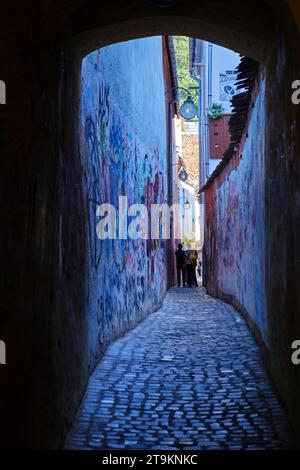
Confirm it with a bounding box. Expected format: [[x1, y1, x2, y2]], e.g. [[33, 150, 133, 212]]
[[209, 114, 231, 159]]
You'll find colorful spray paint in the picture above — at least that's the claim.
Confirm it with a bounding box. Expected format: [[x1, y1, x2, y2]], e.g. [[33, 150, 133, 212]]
[[204, 76, 268, 345], [81, 37, 170, 361]]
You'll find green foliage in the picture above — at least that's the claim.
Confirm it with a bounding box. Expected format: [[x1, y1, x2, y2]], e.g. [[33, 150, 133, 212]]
[[173, 36, 199, 110], [208, 103, 225, 119]]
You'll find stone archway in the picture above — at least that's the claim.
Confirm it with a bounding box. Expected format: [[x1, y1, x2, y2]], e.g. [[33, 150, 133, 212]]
[[71, 0, 275, 61], [0, 0, 299, 449]]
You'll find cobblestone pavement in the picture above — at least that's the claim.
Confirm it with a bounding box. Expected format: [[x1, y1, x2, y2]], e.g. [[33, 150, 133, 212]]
[[65, 287, 293, 450]]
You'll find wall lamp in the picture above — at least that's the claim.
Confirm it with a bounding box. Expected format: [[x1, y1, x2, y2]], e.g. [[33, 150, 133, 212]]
[[178, 169, 188, 182], [178, 196, 191, 210], [165, 86, 197, 120], [179, 96, 197, 120], [177, 87, 197, 120], [171, 161, 189, 182]]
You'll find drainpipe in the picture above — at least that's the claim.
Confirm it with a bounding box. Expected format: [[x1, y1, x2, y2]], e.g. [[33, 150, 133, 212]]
[[190, 61, 206, 248], [208, 44, 213, 108], [168, 99, 177, 206], [206, 44, 213, 178], [198, 75, 205, 203], [190, 66, 205, 203]]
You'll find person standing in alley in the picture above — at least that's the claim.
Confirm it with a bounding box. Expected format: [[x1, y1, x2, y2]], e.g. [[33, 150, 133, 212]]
[[187, 250, 198, 287], [175, 243, 186, 287], [197, 257, 202, 278]]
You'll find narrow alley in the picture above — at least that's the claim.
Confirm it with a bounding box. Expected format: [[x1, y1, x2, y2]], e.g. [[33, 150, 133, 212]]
[[65, 288, 292, 450], [1, 1, 300, 454]]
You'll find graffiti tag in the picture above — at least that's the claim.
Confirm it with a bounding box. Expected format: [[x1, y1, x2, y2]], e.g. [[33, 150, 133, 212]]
[[98, 83, 110, 126], [85, 116, 103, 270]]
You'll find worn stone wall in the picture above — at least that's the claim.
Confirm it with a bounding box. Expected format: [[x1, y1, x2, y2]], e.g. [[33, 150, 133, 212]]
[[81, 38, 169, 367]]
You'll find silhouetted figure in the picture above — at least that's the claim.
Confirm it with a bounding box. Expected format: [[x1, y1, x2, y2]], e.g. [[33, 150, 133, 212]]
[[197, 259, 202, 278], [175, 243, 186, 287], [187, 250, 198, 287]]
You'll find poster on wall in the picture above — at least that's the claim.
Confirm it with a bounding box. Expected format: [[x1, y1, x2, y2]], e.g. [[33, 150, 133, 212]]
[[219, 70, 237, 101]]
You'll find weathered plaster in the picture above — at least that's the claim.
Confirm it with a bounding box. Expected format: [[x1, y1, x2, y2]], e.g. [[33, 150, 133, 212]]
[[81, 38, 169, 364], [215, 77, 268, 344]]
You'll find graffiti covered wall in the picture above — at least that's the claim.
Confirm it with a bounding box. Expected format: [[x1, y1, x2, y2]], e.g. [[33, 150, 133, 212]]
[[204, 76, 268, 345], [81, 37, 170, 367]]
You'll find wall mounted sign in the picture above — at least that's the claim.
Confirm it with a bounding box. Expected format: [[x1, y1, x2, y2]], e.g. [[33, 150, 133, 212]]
[[219, 70, 237, 101]]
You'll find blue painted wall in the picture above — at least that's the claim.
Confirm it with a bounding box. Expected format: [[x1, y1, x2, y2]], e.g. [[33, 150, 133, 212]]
[[81, 37, 170, 366]]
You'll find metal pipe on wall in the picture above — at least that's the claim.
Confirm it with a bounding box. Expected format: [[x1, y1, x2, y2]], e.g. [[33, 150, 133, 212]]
[[198, 73, 205, 203], [168, 98, 177, 206], [190, 64, 205, 202], [208, 44, 213, 107], [206, 43, 213, 178]]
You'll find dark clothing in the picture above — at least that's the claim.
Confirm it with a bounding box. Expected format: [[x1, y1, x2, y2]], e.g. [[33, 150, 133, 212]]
[[186, 251, 198, 287], [197, 260, 202, 277], [177, 265, 186, 287], [175, 249, 186, 286], [175, 249, 185, 267], [186, 264, 197, 287]]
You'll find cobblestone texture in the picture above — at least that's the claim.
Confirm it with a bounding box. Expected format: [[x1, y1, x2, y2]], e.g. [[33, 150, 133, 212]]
[[65, 287, 293, 450]]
